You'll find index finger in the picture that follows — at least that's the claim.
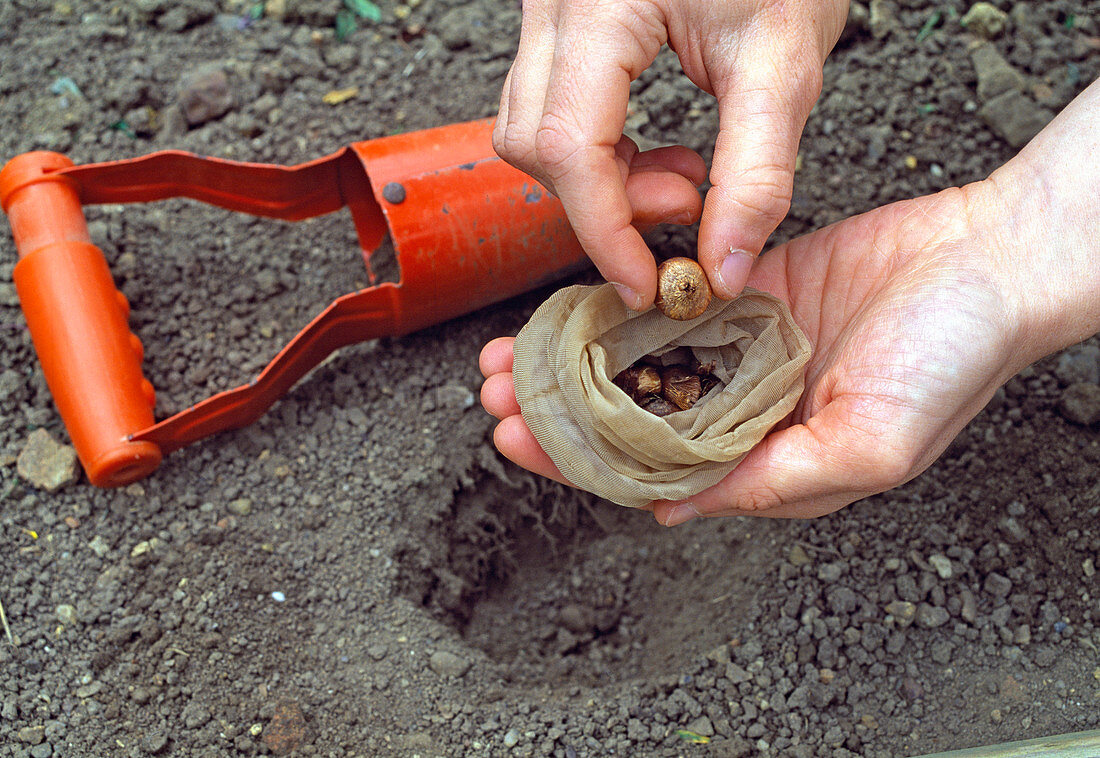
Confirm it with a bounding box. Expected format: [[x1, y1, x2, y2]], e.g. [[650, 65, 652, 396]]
[[534, 31, 660, 309]]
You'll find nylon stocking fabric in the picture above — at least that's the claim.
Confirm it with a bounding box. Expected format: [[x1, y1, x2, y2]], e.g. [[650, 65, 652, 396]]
[[512, 283, 812, 508]]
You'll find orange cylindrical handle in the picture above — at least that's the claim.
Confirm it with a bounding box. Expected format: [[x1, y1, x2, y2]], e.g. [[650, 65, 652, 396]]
[[0, 152, 161, 486]]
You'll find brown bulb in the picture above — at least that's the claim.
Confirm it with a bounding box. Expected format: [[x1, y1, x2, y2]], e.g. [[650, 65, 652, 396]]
[[654, 257, 712, 320], [613, 365, 662, 401], [661, 366, 702, 410]]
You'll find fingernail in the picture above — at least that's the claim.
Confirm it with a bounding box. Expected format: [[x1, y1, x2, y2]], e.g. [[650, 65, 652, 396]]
[[661, 211, 694, 226], [610, 282, 643, 310], [663, 502, 701, 527], [716, 248, 754, 298]]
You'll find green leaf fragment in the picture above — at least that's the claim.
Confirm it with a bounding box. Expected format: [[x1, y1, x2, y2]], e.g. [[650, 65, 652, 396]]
[[675, 730, 710, 744], [335, 9, 357, 40], [1064, 13, 1076, 29], [345, 0, 382, 23], [916, 10, 942, 42], [249, 2, 264, 20], [109, 120, 137, 139]]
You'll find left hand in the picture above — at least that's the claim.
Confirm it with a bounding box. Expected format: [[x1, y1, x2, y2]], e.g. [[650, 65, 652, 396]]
[[481, 186, 1021, 519], [482, 78, 1100, 523]]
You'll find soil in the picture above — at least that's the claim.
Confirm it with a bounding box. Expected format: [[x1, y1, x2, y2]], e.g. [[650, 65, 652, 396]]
[[1, 1, 1099, 757]]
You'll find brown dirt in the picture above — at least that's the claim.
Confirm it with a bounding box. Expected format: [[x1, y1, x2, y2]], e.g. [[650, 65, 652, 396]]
[[1, 0, 1099, 756]]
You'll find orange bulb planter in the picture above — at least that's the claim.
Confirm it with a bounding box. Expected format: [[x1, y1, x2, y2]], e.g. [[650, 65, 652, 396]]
[[0, 119, 586, 486]]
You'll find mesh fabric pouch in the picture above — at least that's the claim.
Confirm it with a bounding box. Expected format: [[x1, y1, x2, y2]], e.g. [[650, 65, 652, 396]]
[[512, 283, 812, 508]]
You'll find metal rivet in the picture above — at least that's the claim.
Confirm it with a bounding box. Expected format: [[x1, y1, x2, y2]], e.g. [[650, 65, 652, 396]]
[[382, 182, 406, 204]]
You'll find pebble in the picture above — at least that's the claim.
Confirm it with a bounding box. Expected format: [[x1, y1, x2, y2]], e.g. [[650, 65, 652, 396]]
[[177, 65, 234, 126], [961, 589, 979, 623], [979, 90, 1056, 149], [930, 640, 953, 664], [970, 43, 1024, 102], [438, 5, 489, 50], [998, 516, 1029, 543], [885, 601, 917, 626], [55, 604, 78, 626], [984, 572, 1013, 598], [18, 726, 45, 744], [141, 729, 169, 754], [88, 535, 110, 557], [868, 0, 899, 38], [1060, 383, 1100, 425], [228, 498, 253, 516], [559, 604, 593, 634], [686, 716, 715, 737], [788, 545, 811, 566], [961, 2, 1008, 38], [130, 537, 165, 562], [0, 369, 23, 402], [928, 554, 953, 579], [817, 563, 843, 583], [429, 650, 471, 678], [1055, 345, 1100, 386], [709, 736, 753, 758], [916, 603, 950, 629], [17, 429, 80, 492], [433, 384, 476, 411], [181, 702, 210, 729], [900, 677, 923, 701], [1035, 648, 1057, 667], [30, 745, 53, 758], [0, 282, 18, 307], [263, 700, 308, 755], [503, 729, 519, 747], [75, 680, 103, 698], [827, 587, 859, 615]]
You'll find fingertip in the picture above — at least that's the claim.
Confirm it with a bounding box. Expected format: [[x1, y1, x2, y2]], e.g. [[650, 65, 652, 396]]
[[648, 501, 674, 525], [610, 280, 653, 312], [581, 228, 657, 311], [479, 337, 516, 377], [480, 372, 521, 421], [630, 145, 708, 186], [493, 415, 571, 486], [625, 170, 703, 227]]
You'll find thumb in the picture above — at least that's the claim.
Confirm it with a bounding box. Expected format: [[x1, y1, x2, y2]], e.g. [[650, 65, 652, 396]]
[[698, 66, 822, 299], [649, 396, 908, 522]]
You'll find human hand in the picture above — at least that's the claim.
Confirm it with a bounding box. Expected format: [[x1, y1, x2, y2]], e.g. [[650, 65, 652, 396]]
[[482, 188, 1022, 516], [493, 0, 849, 310], [481, 78, 1100, 522]]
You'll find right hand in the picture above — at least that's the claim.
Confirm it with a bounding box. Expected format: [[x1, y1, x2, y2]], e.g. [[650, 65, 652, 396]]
[[493, 0, 850, 309]]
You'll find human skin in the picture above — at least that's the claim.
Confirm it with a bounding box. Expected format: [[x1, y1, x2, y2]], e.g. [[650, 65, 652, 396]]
[[493, 0, 849, 310], [480, 77, 1100, 524]]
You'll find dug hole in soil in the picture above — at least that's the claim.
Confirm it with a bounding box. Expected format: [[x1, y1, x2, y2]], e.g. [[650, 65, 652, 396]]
[[1, 0, 1099, 756]]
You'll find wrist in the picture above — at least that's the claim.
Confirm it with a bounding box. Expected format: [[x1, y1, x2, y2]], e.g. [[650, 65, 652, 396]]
[[969, 79, 1100, 370]]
